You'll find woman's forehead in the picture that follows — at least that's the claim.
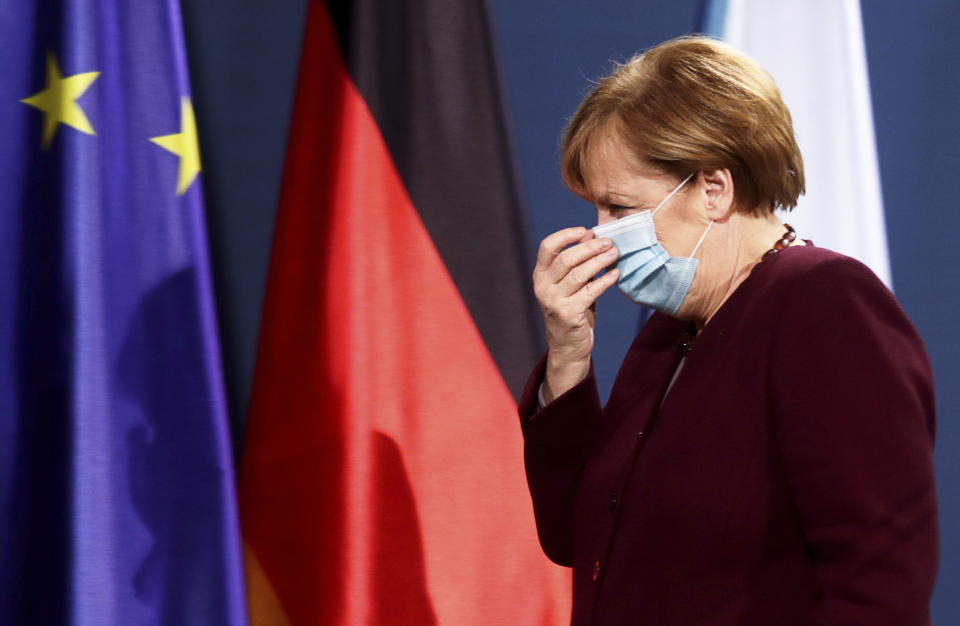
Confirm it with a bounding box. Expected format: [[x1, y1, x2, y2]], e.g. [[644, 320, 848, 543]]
[[582, 133, 669, 200]]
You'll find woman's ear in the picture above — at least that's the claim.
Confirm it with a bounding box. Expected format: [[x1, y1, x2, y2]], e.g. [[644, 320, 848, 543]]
[[698, 169, 736, 222]]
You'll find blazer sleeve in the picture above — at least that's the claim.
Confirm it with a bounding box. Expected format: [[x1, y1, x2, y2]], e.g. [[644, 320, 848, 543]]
[[518, 354, 604, 567], [771, 257, 938, 625]]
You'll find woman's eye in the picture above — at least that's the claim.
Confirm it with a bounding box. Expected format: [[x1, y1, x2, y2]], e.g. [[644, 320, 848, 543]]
[[609, 204, 634, 215]]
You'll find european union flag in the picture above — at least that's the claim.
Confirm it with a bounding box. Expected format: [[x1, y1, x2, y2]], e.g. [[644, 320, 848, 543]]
[[0, 2, 247, 624]]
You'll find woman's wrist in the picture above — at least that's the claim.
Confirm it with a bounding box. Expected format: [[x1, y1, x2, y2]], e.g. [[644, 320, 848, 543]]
[[543, 353, 591, 403]]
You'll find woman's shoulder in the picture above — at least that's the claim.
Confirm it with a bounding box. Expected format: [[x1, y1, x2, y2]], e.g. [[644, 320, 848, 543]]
[[730, 243, 922, 349], [756, 244, 925, 351], [765, 243, 877, 278], [757, 244, 890, 302]]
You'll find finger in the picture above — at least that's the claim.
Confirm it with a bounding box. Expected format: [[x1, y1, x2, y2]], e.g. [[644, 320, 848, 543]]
[[571, 267, 620, 309], [535, 227, 593, 270], [543, 236, 614, 284], [555, 243, 619, 294]]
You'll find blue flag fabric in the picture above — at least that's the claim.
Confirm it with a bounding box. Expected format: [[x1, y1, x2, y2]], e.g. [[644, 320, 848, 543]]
[[0, 2, 247, 624]]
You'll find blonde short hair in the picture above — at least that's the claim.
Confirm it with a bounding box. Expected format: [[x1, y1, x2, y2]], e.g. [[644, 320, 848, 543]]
[[561, 36, 804, 213]]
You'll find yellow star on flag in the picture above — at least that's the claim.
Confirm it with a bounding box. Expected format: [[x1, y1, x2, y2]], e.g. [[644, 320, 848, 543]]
[[20, 53, 101, 150], [150, 97, 202, 195]]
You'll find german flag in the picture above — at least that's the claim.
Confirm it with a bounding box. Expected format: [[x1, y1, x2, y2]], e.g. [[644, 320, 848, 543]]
[[239, 1, 569, 623]]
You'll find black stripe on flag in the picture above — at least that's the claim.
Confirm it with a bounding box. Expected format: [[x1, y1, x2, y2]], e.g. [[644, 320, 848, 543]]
[[323, 0, 543, 398]]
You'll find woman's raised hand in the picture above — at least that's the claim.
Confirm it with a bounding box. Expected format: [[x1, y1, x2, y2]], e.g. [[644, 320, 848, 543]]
[[533, 227, 620, 403]]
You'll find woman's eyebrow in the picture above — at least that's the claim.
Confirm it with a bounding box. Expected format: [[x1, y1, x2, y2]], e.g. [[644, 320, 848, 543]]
[[597, 191, 638, 206]]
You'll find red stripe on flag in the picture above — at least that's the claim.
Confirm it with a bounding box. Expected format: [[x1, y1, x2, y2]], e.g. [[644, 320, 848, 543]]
[[239, 3, 569, 624]]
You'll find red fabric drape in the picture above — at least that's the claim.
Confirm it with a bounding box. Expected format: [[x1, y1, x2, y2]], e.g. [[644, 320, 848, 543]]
[[239, 3, 569, 624]]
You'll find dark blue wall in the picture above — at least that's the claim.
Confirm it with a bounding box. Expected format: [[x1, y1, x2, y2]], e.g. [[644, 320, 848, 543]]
[[182, 1, 959, 620], [181, 1, 307, 447], [860, 2, 960, 617]]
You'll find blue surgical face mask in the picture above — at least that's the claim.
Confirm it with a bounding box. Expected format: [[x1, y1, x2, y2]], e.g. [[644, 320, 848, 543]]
[[591, 172, 713, 316]]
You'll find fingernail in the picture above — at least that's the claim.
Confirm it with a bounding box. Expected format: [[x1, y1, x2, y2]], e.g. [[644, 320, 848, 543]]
[[604, 248, 617, 257]]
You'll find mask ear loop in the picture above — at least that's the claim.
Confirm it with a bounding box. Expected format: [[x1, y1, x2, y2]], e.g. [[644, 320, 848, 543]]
[[688, 220, 714, 258], [652, 172, 696, 217], [664, 217, 714, 315]]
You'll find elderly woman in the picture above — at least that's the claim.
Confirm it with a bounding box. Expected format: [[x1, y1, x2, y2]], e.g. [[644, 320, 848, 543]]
[[521, 36, 937, 625]]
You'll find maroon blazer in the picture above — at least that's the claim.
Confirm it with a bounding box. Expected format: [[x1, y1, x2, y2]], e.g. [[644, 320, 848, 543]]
[[519, 245, 937, 625]]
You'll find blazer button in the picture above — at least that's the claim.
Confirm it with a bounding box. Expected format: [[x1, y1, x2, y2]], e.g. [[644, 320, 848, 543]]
[[592, 560, 601, 581], [609, 493, 618, 511]]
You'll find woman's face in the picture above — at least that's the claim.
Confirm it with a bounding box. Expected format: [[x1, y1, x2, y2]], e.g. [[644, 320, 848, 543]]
[[581, 133, 709, 259]]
